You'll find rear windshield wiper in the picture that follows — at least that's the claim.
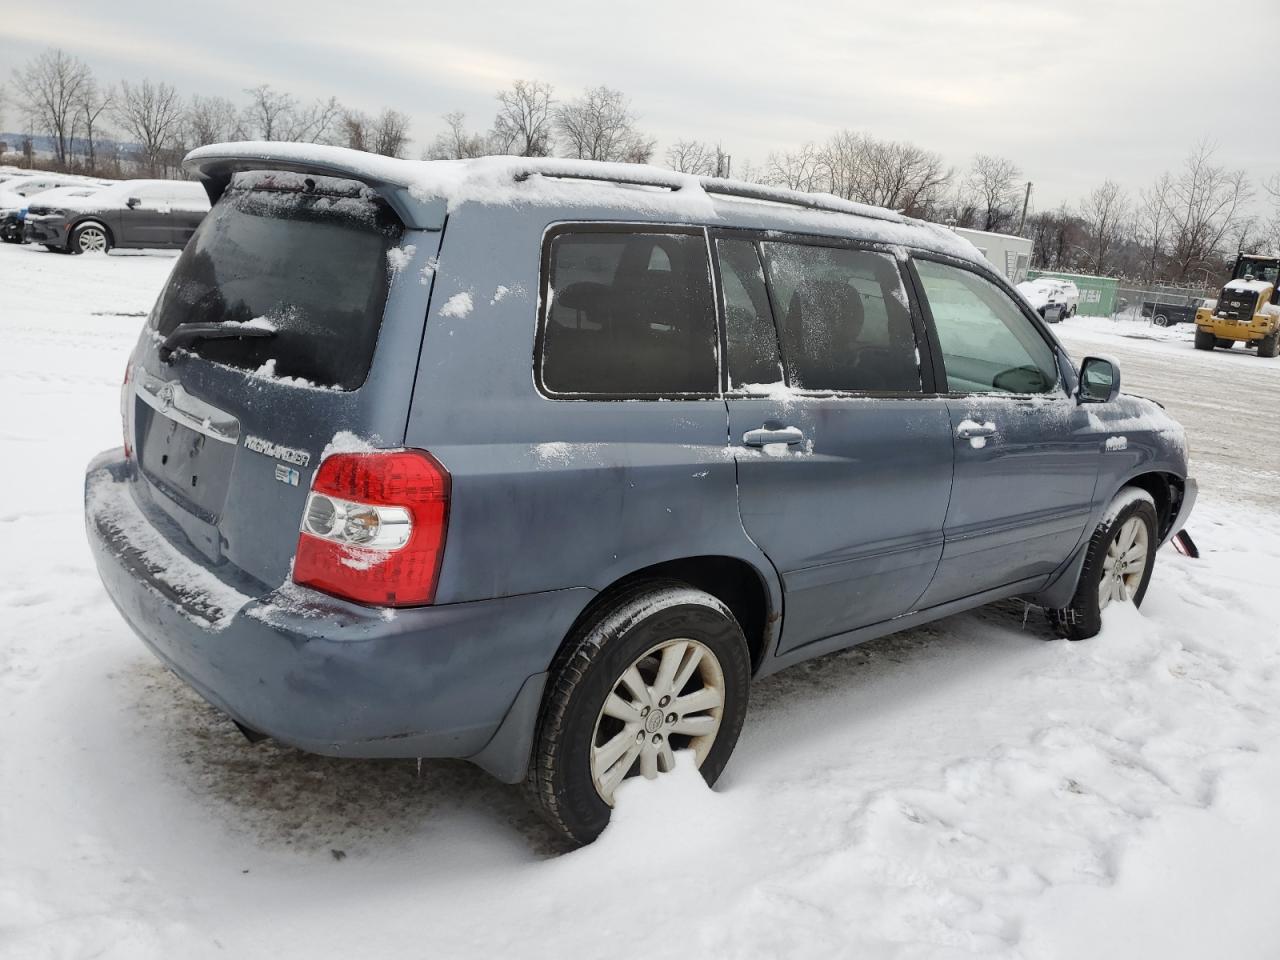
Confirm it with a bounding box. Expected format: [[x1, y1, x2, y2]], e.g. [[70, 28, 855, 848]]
[[159, 322, 277, 362]]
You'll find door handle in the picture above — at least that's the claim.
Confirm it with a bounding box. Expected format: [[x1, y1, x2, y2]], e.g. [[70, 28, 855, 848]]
[[955, 420, 996, 439], [743, 425, 806, 447]]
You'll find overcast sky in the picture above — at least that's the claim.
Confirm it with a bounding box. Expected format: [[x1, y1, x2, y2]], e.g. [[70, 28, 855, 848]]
[[3, 0, 1278, 213]]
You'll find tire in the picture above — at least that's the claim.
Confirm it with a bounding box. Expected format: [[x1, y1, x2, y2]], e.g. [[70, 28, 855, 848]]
[[1258, 332, 1279, 358], [1153, 314, 1169, 327], [1214, 338, 1234, 349], [526, 580, 751, 846], [69, 222, 110, 255], [1194, 329, 1216, 350], [1069, 305, 1077, 317], [1049, 490, 1158, 642]]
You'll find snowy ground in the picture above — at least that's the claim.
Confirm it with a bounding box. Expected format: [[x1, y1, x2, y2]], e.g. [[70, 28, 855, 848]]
[[2, 242, 1279, 959]]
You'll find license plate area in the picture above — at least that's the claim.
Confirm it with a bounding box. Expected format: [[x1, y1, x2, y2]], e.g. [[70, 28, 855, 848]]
[[137, 403, 237, 522]]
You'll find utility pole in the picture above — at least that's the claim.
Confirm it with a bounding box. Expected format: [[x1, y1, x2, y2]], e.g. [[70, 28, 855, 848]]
[[1018, 181, 1032, 235]]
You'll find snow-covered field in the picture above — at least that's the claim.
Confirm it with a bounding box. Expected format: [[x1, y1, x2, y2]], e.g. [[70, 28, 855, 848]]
[[3, 242, 1279, 959]]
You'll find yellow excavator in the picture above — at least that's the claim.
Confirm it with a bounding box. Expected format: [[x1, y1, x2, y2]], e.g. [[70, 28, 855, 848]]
[[1194, 253, 1280, 357]]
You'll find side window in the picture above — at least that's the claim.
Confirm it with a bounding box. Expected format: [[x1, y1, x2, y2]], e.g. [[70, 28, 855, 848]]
[[541, 230, 718, 397], [715, 238, 783, 388], [759, 242, 922, 393], [914, 259, 1060, 395]]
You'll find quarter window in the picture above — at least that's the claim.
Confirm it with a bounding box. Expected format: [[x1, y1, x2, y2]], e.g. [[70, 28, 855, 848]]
[[759, 242, 922, 393], [716, 239, 783, 388], [914, 259, 1059, 394], [541, 230, 718, 396]]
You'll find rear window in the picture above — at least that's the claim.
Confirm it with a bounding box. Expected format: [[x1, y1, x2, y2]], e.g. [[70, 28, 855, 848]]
[[152, 172, 402, 390], [539, 228, 718, 397]]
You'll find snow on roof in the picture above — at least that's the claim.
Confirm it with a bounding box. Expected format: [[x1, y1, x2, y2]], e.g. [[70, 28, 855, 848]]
[[184, 141, 979, 261], [1223, 278, 1272, 294]]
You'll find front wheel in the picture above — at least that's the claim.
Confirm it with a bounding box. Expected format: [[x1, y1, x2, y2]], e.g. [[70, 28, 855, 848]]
[[1258, 332, 1279, 358], [69, 223, 110, 255], [1194, 329, 1216, 350], [1050, 490, 1158, 641], [526, 581, 751, 846]]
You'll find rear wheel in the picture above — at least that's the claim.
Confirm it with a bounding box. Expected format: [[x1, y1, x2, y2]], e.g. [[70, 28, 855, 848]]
[[1258, 332, 1279, 358], [1050, 490, 1158, 641], [70, 223, 110, 255], [1194, 329, 1216, 350], [526, 581, 751, 846], [1152, 314, 1169, 327]]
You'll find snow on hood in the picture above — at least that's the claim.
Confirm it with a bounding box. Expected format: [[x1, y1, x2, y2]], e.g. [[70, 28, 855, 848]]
[[184, 141, 980, 261], [1016, 281, 1054, 309]]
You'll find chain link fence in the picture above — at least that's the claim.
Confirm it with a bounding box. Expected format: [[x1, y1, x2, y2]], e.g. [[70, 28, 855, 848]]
[[1110, 281, 1216, 328]]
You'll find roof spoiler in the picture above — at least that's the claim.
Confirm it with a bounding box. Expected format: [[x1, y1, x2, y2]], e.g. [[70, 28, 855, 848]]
[[183, 143, 446, 230]]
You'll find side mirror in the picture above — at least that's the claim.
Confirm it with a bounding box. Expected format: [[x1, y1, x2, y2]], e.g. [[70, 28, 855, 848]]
[[1078, 355, 1121, 404], [126, 197, 141, 209]]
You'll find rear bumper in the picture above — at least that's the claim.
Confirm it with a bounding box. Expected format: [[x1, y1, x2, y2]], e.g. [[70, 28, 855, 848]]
[[1197, 318, 1271, 341], [85, 450, 590, 779]]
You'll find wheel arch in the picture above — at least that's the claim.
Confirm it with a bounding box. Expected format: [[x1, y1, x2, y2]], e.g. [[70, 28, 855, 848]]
[[71, 218, 114, 247], [558, 555, 780, 676]]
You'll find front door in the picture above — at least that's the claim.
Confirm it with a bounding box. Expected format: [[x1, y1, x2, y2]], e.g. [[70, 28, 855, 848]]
[[715, 235, 955, 653], [909, 257, 1103, 607]]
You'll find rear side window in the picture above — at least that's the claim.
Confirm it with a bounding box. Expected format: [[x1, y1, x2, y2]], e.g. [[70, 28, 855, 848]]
[[540, 229, 718, 397], [759, 242, 922, 393], [914, 259, 1059, 394], [152, 172, 402, 390]]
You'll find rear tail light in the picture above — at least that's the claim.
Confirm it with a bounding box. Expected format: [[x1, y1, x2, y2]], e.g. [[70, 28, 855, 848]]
[[292, 449, 450, 606]]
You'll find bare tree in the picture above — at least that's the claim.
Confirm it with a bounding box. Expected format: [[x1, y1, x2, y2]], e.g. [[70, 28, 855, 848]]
[[968, 154, 1022, 232], [762, 143, 823, 191], [426, 111, 490, 160], [1135, 173, 1173, 280], [241, 84, 295, 141], [76, 79, 114, 173], [665, 140, 730, 177], [555, 86, 654, 163], [1165, 141, 1251, 281], [115, 79, 184, 176], [10, 49, 91, 167], [187, 94, 241, 147], [344, 107, 411, 157], [291, 96, 343, 144], [491, 80, 554, 157], [1077, 180, 1129, 274]]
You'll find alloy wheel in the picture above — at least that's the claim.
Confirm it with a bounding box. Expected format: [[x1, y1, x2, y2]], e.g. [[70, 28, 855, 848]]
[[1099, 516, 1149, 608], [78, 228, 107, 253], [589, 638, 725, 805]]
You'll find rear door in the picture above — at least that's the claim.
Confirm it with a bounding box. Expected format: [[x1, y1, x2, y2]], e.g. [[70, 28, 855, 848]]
[[167, 185, 210, 247], [717, 234, 954, 653], [909, 256, 1102, 607], [127, 171, 436, 589]]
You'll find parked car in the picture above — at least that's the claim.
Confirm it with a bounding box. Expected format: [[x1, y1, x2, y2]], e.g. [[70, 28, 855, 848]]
[[1033, 277, 1081, 316], [25, 179, 209, 253], [1015, 279, 1068, 322], [85, 145, 1197, 846], [0, 173, 110, 243], [1140, 298, 1202, 327], [0, 184, 106, 243]]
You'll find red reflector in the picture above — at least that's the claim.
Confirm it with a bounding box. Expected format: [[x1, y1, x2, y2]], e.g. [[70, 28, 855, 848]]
[[293, 449, 450, 606]]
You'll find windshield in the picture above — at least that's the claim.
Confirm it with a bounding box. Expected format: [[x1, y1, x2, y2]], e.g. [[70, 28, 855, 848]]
[[152, 172, 402, 390], [1234, 259, 1280, 286]]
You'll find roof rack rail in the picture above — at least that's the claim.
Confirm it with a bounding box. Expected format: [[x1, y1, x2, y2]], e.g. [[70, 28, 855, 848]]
[[696, 178, 905, 225], [511, 163, 905, 226]]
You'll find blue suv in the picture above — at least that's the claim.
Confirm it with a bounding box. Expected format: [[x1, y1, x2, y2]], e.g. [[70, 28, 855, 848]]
[[85, 144, 1196, 844]]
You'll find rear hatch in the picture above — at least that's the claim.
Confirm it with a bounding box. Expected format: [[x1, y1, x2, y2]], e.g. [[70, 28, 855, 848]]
[[126, 170, 435, 590]]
